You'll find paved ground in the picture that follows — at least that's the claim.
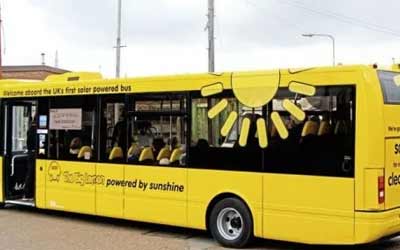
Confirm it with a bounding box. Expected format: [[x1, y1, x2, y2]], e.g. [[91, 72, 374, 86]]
[[0, 205, 400, 250]]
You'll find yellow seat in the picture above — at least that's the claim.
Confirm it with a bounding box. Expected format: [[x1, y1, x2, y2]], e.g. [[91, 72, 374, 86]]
[[170, 148, 183, 164], [77, 146, 92, 160], [127, 143, 139, 158], [139, 147, 154, 162], [301, 121, 319, 137], [157, 147, 171, 161], [109, 146, 124, 161], [318, 121, 331, 136]]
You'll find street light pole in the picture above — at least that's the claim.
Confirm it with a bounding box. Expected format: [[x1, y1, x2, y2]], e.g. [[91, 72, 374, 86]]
[[302, 33, 336, 66], [206, 0, 215, 72]]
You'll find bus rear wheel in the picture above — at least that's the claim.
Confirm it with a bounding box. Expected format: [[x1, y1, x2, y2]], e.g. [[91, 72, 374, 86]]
[[209, 197, 253, 248]]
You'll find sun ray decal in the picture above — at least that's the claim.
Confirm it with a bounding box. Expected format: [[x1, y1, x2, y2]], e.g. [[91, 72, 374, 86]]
[[256, 118, 268, 148], [271, 111, 289, 139], [202, 68, 316, 148], [239, 117, 251, 147], [201, 82, 224, 97], [207, 99, 228, 119], [221, 111, 238, 137]]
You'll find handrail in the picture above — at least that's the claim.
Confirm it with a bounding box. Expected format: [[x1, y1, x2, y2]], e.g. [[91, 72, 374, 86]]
[[10, 153, 30, 176]]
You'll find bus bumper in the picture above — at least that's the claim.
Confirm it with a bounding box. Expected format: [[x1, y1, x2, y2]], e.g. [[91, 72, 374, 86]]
[[355, 208, 400, 244]]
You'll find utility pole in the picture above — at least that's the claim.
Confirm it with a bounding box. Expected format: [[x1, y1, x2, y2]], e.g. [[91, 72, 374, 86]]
[[115, 0, 123, 78], [206, 0, 215, 72]]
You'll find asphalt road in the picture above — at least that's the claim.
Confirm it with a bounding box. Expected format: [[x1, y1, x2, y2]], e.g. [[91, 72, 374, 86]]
[[0, 205, 399, 250]]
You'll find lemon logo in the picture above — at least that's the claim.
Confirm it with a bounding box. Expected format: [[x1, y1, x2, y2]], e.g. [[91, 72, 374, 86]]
[[201, 69, 316, 148], [48, 161, 61, 182]]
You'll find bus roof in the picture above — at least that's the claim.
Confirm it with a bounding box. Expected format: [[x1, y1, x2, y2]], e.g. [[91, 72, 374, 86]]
[[0, 64, 391, 99]]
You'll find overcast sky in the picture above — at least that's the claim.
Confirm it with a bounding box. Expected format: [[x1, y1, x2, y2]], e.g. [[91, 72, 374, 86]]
[[3, 0, 400, 77]]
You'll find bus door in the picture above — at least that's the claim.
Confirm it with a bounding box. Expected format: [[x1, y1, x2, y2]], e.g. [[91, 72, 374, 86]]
[[3, 101, 37, 204]]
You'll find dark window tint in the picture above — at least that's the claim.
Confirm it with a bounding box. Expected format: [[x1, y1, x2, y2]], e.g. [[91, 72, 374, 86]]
[[189, 91, 262, 172], [127, 94, 188, 167], [48, 96, 97, 161], [265, 86, 355, 177], [99, 95, 126, 161]]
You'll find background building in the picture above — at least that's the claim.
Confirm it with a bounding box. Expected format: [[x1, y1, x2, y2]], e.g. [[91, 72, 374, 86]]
[[3, 65, 69, 80]]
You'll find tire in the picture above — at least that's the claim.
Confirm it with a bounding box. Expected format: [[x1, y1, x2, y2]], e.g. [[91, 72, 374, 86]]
[[209, 197, 253, 248]]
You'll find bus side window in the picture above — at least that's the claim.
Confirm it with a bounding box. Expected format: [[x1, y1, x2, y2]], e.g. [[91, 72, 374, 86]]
[[189, 92, 262, 172], [48, 96, 97, 161], [264, 86, 355, 177], [99, 95, 126, 162], [127, 94, 187, 167]]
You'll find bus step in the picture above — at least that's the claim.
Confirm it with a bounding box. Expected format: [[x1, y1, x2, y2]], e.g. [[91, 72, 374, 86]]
[[5, 199, 35, 207]]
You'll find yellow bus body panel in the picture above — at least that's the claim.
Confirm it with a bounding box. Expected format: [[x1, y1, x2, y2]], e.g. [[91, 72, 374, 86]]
[[353, 69, 385, 211], [96, 163, 124, 218], [355, 208, 400, 243], [263, 174, 354, 244], [45, 161, 96, 214], [124, 165, 187, 227], [35, 160, 46, 208], [383, 106, 400, 209]]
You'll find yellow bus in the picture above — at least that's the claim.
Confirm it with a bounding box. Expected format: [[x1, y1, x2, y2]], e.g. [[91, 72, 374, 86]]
[[0, 65, 400, 248]]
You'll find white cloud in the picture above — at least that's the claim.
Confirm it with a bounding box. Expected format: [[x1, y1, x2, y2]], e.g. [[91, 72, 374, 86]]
[[2, 0, 400, 78]]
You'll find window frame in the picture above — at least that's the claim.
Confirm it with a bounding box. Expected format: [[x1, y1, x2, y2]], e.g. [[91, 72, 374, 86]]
[[97, 94, 127, 162], [47, 95, 99, 162], [378, 70, 400, 105], [263, 85, 356, 178], [188, 90, 263, 172], [126, 92, 190, 167]]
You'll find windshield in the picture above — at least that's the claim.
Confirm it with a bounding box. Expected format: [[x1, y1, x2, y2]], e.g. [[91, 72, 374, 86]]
[[378, 70, 400, 104]]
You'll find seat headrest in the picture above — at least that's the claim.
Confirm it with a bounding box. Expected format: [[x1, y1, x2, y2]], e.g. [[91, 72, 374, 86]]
[[301, 121, 319, 137], [318, 121, 331, 136], [157, 147, 171, 161], [139, 147, 154, 162], [127, 143, 139, 158], [77, 146, 92, 160], [109, 146, 124, 160], [170, 148, 183, 163]]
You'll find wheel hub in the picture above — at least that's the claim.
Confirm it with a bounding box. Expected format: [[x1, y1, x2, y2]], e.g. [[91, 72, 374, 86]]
[[216, 207, 243, 241]]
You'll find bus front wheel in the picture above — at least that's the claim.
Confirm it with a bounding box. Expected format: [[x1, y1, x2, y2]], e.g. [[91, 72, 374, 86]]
[[209, 197, 253, 248]]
